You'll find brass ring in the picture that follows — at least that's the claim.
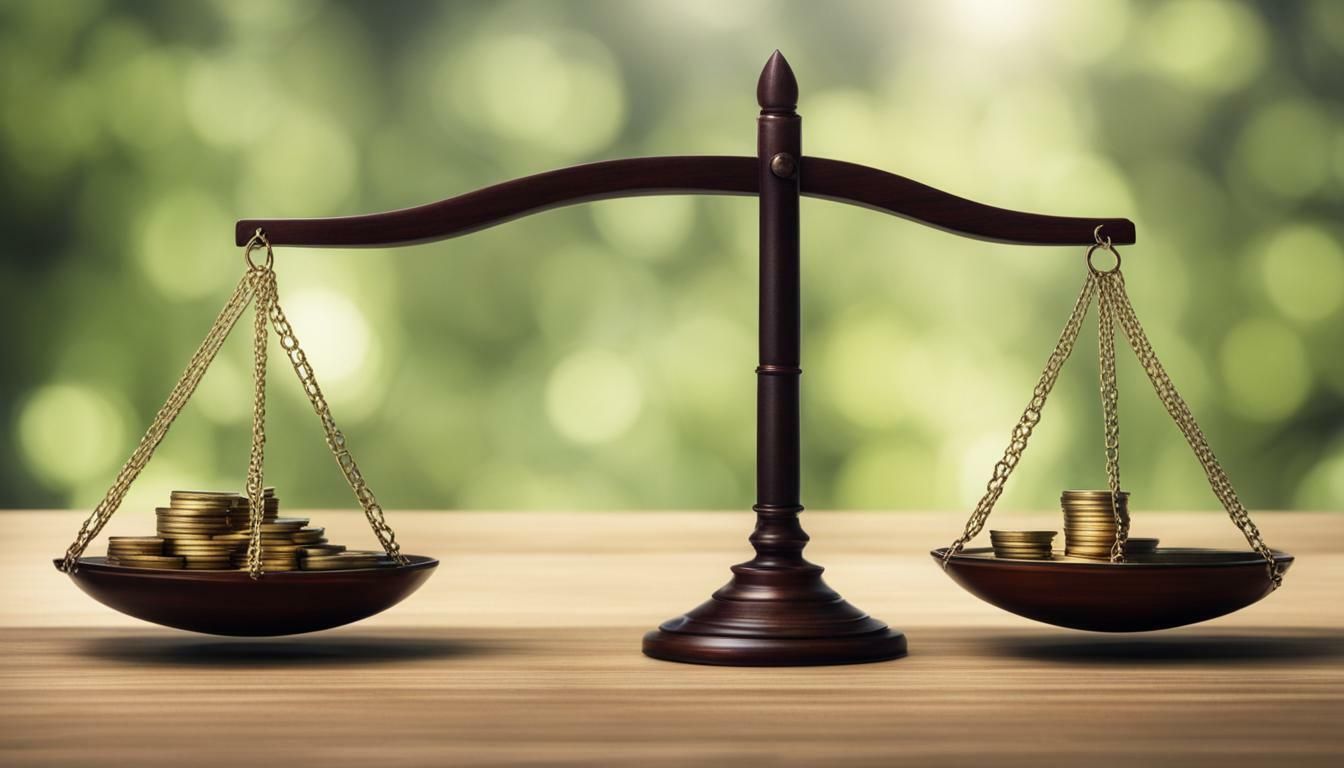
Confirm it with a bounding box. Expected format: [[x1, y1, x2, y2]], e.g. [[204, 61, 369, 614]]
[[244, 228, 273, 271], [1086, 241, 1121, 275], [1093, 224, 1112, 248]]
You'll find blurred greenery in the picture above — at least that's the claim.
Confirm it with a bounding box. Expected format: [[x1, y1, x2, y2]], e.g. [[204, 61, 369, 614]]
[[2, 0, 1342, 514]]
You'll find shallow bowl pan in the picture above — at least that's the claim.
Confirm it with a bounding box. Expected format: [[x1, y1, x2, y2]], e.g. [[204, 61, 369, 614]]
[[930, 547, 1293, 632], [57, 555, 438, 636]]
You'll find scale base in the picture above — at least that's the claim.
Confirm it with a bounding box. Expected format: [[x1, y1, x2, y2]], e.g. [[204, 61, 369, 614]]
[[642, 561, 907, 666]]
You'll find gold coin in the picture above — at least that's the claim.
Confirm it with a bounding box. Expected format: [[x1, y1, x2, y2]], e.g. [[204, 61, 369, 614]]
[[157, 518, 229, 526], [156, 505, 230, 515], [1061, 489, 1130, 497], [157, 522, 229, 530], [299, 545, 347, 557], [171, 489, 241, 499], [162, 499, 237, 510], [113, 555, 185, 569], [108, 536, 164, 544]]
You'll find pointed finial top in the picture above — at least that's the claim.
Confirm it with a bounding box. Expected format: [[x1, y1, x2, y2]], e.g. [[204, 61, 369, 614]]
[[757, 49, 798, 112]]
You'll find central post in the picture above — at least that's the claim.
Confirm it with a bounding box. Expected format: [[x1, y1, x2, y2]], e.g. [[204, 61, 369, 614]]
[[642, 51, 908, 665]]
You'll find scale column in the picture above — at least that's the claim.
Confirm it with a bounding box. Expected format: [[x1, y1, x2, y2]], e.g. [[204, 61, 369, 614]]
[[642, 50, 907, 666]]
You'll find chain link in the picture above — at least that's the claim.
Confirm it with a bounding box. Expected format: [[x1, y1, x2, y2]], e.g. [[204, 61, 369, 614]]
[[1105, 270, 1281, 586], [259, 267, 407, 565], [943, 273, 1096, 566], [1096, 273, 1129, 562], [59, 273, 255, 571]]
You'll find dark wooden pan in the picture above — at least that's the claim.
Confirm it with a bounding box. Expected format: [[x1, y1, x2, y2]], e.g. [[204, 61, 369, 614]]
[[56, 556, 438, 636], [932, 548, 1293, 632]]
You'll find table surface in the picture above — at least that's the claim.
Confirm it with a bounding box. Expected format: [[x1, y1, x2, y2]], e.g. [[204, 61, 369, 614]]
[[2, 509, 1341, 767]]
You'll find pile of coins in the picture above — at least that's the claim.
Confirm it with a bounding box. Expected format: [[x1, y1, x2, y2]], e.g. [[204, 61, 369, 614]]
[[102, 488, 395, 572], [1062, 490, 1159, 559], [989, 530, 1055, 560], [106, 536, 179, 569], [1063, 490, 1128, 559]]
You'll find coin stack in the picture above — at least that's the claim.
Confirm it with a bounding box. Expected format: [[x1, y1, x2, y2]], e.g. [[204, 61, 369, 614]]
[[1062, 490, 1131, 559], [102, 486, 397, 572], [989, 530, 1056, 560], [222, 517, 312, 571], [158, 490, 246, 569], [105, 536, 181, 569], [226, 488, 280, 529]]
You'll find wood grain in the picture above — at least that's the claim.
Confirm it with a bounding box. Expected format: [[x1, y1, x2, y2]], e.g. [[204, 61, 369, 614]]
[[2, 510, 1341, 766]]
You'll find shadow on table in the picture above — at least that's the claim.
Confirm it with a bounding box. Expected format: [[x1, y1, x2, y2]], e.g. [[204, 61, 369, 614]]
[[81, 631, 500, 667], [983, 628, 1344, 665]]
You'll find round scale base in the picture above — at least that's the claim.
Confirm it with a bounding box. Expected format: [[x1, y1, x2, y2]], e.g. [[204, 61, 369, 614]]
[[644, 624, 907, 666], [642, 561, 908, 666]]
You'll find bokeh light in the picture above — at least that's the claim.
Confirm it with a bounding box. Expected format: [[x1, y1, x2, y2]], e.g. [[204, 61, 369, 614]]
[[1257, 225, 1344, 325], [1219, 318, 1311, 421], [18, 384, 127, 490], [546, 348, 644, 445], [1, 1, 1340, 513]]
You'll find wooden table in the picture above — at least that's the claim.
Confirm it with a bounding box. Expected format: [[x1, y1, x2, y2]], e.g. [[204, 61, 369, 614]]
[[2, 510, 1341, 766]]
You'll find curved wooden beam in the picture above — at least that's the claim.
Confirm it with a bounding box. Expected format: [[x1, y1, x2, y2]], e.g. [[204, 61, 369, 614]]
[[235, 155, 1134, 247], [802, 157, 1135, 245]]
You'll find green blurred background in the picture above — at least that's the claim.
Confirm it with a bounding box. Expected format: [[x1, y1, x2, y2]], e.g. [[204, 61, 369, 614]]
[[2, 0, 1342, 514]]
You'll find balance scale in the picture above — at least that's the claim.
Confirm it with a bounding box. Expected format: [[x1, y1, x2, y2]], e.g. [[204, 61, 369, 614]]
[[55, 51, 1291, 666]]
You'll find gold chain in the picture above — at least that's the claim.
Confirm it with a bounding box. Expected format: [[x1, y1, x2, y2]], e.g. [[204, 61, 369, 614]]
[[942, 273, 1096, 565], [61, 231, 406, 573], [243, 262, 274, 578], [1096, 271, 1129, 562], [1102, 269, 1281, 586], [256, 255, 407, 565], [59, 273, 255, 571]]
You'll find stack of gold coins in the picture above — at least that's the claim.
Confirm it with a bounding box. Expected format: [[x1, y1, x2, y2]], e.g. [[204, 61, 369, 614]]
[[111, 554, 185, 569], [223, 517, 310, 571], [1062, 490, 1130, 559], [106, 536, 166, 564], [225, 487, 279, 530], [100, 486, 399, 572], [164, 538, 239, 569], [301, 550, 394, 571], [989, 530, 1055, 560], [156, 491, 242, 568]]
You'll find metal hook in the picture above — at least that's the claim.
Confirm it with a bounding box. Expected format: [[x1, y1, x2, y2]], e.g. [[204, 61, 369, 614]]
[[244, 228, 274, 271]]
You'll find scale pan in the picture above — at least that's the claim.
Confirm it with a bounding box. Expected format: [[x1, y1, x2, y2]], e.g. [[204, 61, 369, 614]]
[[931, 548, 1292, 632], [56, 555, 438, 636]]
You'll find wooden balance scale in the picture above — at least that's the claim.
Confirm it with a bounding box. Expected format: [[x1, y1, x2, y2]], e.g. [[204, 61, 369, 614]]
[[57, 51, 1290, 665]]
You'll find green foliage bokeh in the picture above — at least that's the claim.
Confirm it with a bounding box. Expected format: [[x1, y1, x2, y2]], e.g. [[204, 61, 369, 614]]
[[2, 0, 1342, 512]]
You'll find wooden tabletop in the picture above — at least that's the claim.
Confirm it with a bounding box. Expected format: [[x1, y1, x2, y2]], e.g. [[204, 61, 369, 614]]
[[2, 509, 1341, 767]]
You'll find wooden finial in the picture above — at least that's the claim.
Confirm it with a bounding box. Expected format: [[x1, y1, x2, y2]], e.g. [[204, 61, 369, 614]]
[[756, 49, 798, 113]]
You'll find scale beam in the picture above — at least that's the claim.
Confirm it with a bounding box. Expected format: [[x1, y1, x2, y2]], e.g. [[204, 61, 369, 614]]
[[234, 160, 1133, 249]]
